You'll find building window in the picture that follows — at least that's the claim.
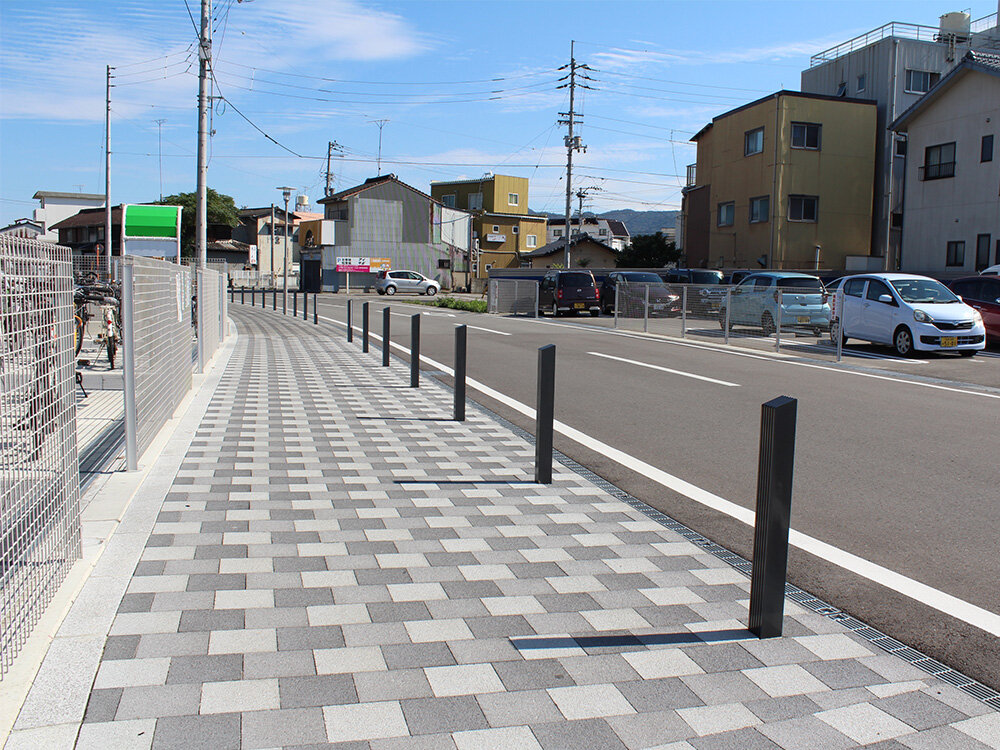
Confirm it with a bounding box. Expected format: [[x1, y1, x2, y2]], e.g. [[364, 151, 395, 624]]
[[744, 127, 763, 156], [526, 234, 537, 248], [891, 212, 903, 228], [905, 69, 940, 94], [512, 225, 519, 234], [749, 196, 769, 224], [894, 138, 907, 157], [946, 240, 965, 267], [492, 225, 500, 233], [922, 142, 956, 180], [788, 195, 818, 222], [468, 192, 483, 210], [976, 234, 991, 271], [717, 202, 735, 227], [791, 122, 822, 150], [508, 193, 519, 206], [599, 228, 608, 236], [553, 229, 562, 237], [857, 74, 866, 92], [442, 194, 456, 208], [836, 81, 847, 97], [982, 135, 994, 163]]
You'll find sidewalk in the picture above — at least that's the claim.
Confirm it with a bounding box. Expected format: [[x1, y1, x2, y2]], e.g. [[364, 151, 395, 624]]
[[5, 304, 999, 750]]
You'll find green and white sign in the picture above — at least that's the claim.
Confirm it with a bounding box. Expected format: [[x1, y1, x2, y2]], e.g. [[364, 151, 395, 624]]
[[122, 204, 182, 260]]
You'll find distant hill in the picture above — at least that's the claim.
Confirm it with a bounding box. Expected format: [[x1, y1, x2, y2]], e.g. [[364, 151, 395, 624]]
[[529, 208, 679, 237]]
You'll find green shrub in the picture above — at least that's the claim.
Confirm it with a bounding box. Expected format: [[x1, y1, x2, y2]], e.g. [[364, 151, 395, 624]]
[[405, 297, 487, 313]]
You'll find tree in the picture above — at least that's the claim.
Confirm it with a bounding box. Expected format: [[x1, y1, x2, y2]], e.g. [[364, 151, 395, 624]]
[[156, 188, 239, 257], [615, 232, 681, 268]]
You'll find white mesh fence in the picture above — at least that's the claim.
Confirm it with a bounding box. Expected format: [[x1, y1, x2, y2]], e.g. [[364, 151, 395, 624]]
[[198, 267, 222, 371], [0, 236, 81, 679], [487, 279, 539, 316]]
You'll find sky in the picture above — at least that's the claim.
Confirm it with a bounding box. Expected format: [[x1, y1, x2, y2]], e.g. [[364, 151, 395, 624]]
[[2, 0, 998, 227]]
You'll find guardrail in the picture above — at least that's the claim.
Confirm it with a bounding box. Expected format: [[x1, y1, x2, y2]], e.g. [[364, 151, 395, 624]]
[[0, 236, 81, 679]]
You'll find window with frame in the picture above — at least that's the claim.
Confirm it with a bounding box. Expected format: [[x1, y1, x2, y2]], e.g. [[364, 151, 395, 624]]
[[923, 142, 956, 180], [553, 229, 562, 237], [442, 194, 457, 208], [976, 234, 991, 271], [492, 225, 500, 233], [894, 138, 907, 157], [905, 69, 940, 94], [946, 240, 965, 267], [836, 81, 847, 97], [866, 279, 894, 302], [788, 195, 818, 222], [744, 127, 764, 156], [526, 234, 537, 247], [857, 74, 866, 92], [749, 195, 769, 224], [982, 135, 994, 163], [717, 201, 735, 227], [844, 278, 866, 297], [512, 225, 519, 234], [508, 193, 519, 206], [791, 122, 821, 150], [468, 192, 483, 210], [598, 228, 608, 236]]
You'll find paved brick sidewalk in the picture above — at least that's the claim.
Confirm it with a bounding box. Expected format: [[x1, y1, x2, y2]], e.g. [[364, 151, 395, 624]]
[[8, 305, 1000, 749]]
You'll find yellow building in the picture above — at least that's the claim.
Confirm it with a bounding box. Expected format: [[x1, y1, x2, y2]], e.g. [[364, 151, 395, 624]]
[[430, 174, 547, 278], [682, 91, 876, 271]]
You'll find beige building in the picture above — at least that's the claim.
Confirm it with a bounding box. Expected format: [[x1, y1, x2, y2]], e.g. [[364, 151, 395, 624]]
[[430, 174, 546, 278], [682, 91, 877, 271]]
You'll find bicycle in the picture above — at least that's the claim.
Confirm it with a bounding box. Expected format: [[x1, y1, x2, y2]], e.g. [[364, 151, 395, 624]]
[[74, 281, 121, 368]]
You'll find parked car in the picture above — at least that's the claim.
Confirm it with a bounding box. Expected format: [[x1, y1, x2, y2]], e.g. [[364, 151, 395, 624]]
[[832, 273, 985, 356], [727, 270, 754, 285], [661, 269, 726, 316], [719, 272, 830, 335], [538, 270, 600, 317], [376, 270, 439, 296], [948, 275, 1000, 344], [600, 271, 681, 317], [979, 264, 1000, 276]]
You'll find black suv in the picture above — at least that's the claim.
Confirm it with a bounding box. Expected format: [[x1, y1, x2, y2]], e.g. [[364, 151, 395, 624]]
[[538, 270, 600, 317], [600, 271, 681, 316], [661, 268, 726, 316]]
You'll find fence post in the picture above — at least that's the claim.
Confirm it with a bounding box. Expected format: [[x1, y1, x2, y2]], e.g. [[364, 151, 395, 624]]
[[454, 324, 466, 421], [362, 302, 370, 353], [122, 261, 139, 471], [382, 306, 391, 366], [774, 290, 782, 352], [614, 280, 619, 328], [534, 344, 555, 484], [748, 395, 797, 638], [347, 299, 353, 342], [724, 288, 732, 346], [681, 286, 687, 338], [835, 288, 844, 362], [534, 281, 539, 318], [410, 314, 420, 388], [514, 280, 519, 316], [644, 284, 649, 333]]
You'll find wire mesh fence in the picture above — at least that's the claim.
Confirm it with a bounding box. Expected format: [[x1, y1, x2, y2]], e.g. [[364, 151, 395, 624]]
[[487, 279, 539, 317], [197, 267, 222, 372], [0, 236, 81, 680], [122, 257, 193, 470]]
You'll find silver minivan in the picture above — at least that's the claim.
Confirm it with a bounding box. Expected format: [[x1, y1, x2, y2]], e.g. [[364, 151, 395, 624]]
[[375, 270, 439, 296]]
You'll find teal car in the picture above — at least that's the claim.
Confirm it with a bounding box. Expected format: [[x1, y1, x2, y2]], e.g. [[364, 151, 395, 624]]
[[719, 272, 830, 335]]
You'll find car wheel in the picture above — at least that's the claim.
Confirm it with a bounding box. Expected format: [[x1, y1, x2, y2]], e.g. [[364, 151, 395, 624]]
[[959, 350, 977, 358], [590, 309, 599, 317], [425, 286, 438, 296], [893, 325, 914, 356], [718, 308, 732, 330], [377, 289, 385, 295], [761, 311, 776, 336], [551, 302, 559, 318], [385, 286, 396, 296]]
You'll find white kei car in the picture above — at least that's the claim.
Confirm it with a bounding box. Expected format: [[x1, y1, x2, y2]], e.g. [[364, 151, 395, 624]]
[[831, 273, 986, 357]]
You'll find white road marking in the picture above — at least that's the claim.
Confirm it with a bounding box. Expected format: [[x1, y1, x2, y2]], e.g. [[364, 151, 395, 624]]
[[315, 311, 1000, 638], [589, 351, 739, 387], [465, 325, 510, 336]]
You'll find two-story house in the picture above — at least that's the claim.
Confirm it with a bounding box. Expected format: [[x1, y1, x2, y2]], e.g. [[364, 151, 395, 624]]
[[890, 50, 1000, 277], [545, 217, 630, 251], [430, 174, 547, 281], [682, 90, 877, 271]]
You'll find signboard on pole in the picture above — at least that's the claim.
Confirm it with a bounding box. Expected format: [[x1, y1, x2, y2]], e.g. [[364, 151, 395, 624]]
[[335, 257, 392, 273], [122, 204, 182, 261]]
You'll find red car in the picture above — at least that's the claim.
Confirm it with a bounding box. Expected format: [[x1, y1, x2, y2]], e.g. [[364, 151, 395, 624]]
[[949, 276, 1000, 344]]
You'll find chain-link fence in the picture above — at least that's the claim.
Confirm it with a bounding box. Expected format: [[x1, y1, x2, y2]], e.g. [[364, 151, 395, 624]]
[[197, 267, 222, 373], [230, 269, 299, 290], [1, 236, 81, 679], [487, 279, 539, 317], [610, 280, 683, 333], [122, 257, 193, 471], [72, 254, 120, 284]]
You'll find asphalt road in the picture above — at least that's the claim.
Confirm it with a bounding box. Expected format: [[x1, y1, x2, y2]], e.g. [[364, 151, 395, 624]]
[[300, 293, 1000, 690]]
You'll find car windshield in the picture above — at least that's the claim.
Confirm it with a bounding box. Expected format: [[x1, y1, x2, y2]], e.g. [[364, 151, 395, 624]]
[[621, 273, 662, 283], [890, 278, 959, 303], [559, 273, 594, 286], [776, 277, 824, 291], [690, 271, 723, 284]]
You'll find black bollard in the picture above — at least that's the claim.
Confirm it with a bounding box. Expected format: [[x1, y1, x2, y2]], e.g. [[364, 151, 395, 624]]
[[241, 288, 245, 304], [748, 396, 798, 639], [293, 291, 298, 317], [303, 291, 308, 320], [534, 345, 555, 484], [382, 307, 391, 366], [260, 286, 265, 309], [282, 290, 287, 315], [347, 300, 353, 342], [251, 288, 256, 306], [314, 292, 318, 324], [362, 302, 369, 353], [410, 314, 420, 388], [454, 325, 467, 421], [273, 287, 277, 311]]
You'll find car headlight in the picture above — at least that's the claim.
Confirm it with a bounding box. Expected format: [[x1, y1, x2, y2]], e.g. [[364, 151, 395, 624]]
[[913, 309, 931, 323], [972, 310, 983, 324]]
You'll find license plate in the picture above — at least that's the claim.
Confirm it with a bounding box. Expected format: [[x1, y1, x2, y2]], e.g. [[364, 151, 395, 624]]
[[574, 302, 585, 309], [940, 336, 957, 347], [796, 316, 809, 324]]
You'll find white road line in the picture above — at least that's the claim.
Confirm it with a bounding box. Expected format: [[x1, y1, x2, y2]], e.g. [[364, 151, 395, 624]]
[[316, 311, 1000, 638], [589, 351, 739, 387], [465, 325, 511, 336]]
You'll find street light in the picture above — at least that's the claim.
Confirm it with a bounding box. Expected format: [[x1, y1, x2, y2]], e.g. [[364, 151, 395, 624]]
[[277, 186, 295, 310]]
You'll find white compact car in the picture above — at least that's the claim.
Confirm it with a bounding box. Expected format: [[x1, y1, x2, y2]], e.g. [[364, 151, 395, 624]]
[[832, 273, 986, 357]]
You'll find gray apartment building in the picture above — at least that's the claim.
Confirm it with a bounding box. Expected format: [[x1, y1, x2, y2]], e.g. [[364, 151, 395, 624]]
[[801, 8, 1000, 272]]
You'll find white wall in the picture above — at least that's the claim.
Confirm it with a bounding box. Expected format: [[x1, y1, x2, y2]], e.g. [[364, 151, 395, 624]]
[[34, 195, 105, 242]]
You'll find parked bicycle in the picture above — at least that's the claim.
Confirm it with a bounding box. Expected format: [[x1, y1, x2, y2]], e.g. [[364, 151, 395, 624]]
[[74, 280, 121, 368]]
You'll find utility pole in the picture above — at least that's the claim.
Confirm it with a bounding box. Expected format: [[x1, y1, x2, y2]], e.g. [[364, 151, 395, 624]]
[[270, 204, 275, 287], [557, 41, 590, 268], [105, 65, 113, 273], [324, 141, 343, 196], [576, 186, 600, 235], [277, 187, 294, 309], [154, 118, 167, 201], [369, 120, 389, 175], [196, 0, 212, 268]]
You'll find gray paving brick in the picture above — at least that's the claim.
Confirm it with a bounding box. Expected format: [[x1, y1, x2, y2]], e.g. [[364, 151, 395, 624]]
[[152, 712, 241, 750], [82, 688, 122, 723], [242, 707, 329, 749], [103, 635, 141, 661], [532, 718, 628, 750], [276, 625, 345, 650], [166, 654, 243, 684], [803, 658, 891, 690], [279, 674, 357, 708], [492, 658, 575, 691], [116, 684, 201, 719], [873, 690, 969, 731], [618, 677, 705, 712], [401, 695, 489, 734], [382, 643, 456, 670], [690, 726, 783, 750], [178, 608, 244, 632]]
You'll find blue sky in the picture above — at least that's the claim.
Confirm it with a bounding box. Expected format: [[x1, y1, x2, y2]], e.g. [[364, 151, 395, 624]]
[[2, 0, 997, 226]]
